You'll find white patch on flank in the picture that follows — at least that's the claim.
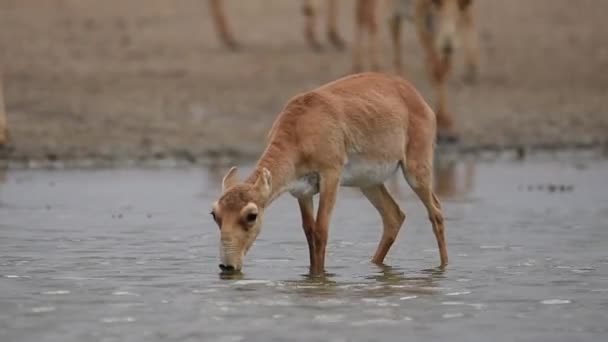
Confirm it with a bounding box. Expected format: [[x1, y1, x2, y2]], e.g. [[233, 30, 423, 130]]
[[287, 173, 319, 198], [404, 171, 418, 189], [287, 157, 400, 198], [341, 158, 400, 187]]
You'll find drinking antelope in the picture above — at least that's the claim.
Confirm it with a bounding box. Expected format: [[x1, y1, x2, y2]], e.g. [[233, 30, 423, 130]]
[[211, 72, 447, 275]]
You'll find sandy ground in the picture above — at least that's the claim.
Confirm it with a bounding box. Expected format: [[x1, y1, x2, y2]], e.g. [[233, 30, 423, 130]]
[[1, 0, 607, 162]]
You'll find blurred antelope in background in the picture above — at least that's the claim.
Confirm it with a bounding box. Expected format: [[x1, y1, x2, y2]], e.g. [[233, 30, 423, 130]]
[[208, 0, 345, 51], [354, 0, 480, 141]]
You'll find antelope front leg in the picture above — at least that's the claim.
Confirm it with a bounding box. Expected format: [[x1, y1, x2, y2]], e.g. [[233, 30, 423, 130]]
[[367, 7, 380, 71], [0, 73, 7, 146], [352, 0, 365, 72], [432, 73, 456, 139], [312, 170, 340, 274], [460, 6, 479, 84], [361, 185, 406, 264], [326, 0, 345, 50], [208, 0, 239, 50], [298, 196, 317, 269], [389, 13, 404, 75], [303, 0, 323, 51]]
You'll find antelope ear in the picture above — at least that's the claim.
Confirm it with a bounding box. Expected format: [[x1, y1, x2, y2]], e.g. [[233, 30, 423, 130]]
[[254, 168, 272, 199], [222, 167, 238, 191]]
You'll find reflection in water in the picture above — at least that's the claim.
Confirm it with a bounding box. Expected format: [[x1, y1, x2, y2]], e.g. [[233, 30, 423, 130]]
[[386, 159, 475, 200], [300, 271, 339, 283], [0, 164, 6, 184], [0, 164, 6, 207], [364, 264, 444, 296], [277, 265, 444, 299], [218, 271, 245, 281], [434, 159, 475, 199], [366, 264, 407, 284]]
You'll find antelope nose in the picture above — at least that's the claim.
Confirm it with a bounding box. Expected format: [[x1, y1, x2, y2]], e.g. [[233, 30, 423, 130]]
[[219, 264, 235, 272]]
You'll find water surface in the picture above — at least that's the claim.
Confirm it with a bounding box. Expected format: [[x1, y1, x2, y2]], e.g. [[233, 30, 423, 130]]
[[1, 160, 607, 341]]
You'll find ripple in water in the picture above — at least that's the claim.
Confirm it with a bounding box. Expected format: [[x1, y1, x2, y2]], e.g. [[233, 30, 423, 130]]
[[443, 313, 464, 319], [541, 299, 571, 305], [112, 291, 140, 296], [351, 318, 411, 326], [42, 290, 70, 295], [445, 291, 471, 296], [232, 280, 273, 286], [314, 314, 345, 323], [101, 317, 136, 323]]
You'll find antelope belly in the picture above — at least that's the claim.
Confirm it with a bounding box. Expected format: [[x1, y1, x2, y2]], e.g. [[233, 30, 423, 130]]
[[341, 159, 400, 187], [287, 160, 400, 198], [288, 173, 320, 197]]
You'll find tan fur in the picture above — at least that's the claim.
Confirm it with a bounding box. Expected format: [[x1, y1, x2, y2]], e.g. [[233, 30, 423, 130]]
[[0, 73, 7, 146], [211, 72, 447, 274], [354, 0, 479, 138], [209, 0, 345, 51]]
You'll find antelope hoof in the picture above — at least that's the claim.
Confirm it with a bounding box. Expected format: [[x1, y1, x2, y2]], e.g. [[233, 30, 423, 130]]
[[328, 31, 346, 51]]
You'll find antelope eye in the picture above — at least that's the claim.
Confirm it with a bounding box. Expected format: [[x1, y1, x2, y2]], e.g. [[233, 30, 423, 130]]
[[245, 212, 258, 223], [210, 211, 217, 221]]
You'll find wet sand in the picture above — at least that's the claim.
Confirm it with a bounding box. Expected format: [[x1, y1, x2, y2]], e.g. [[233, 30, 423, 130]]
[[1, 159, 607, 341]]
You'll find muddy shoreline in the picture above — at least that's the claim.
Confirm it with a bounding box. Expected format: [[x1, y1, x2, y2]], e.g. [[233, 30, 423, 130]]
[[2, 143, 606, 170]]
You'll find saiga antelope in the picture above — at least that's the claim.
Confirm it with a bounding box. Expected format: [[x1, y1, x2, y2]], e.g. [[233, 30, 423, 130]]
[[211, 72, 447, 275], [208, 0, 345, 51], [354, 0, 479, 141]]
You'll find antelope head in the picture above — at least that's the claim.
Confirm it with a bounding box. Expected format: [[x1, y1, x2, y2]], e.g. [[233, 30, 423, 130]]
[[211, 167, 272, 273]]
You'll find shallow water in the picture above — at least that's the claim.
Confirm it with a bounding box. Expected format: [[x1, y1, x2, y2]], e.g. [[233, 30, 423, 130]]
[[1, 159, 607, 342]]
